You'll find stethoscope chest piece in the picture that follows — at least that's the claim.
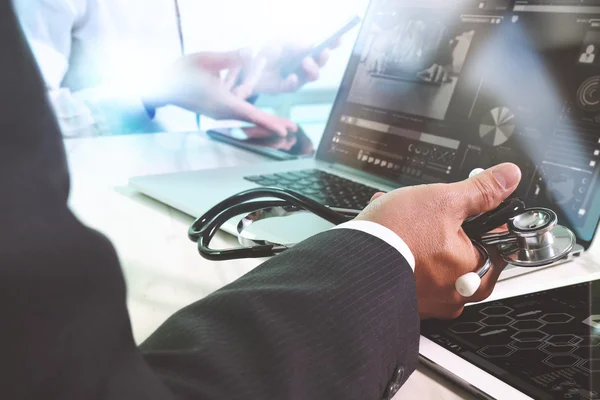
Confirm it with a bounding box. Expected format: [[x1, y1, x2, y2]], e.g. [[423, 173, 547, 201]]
[[497, 208, 576, 267], [457, 204, 577, 298]]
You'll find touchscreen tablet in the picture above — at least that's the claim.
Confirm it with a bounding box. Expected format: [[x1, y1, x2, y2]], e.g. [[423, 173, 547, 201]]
[[421, 280, 599, 399]]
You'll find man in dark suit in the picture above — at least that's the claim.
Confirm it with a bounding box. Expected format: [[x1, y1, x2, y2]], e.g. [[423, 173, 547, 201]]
[[0, 2, 521, 399]]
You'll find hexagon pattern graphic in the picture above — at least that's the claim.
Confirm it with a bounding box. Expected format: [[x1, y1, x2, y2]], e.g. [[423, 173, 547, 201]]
[[431, 293, 598, 397], [510, 341, 543, 350], [511, 319, 546, 331], [577, 359, 591, 373], [545, 335, 583, 345], [541, 343, 577, 355], [481, 316, 515, 327], [450, 322, 484, 334], [543, 354, 582, 368], [441, 300, 598, 398], [480, 306, 513, 316], [478, 345, 516, 358], [512, 330, 549, 343], [540, 313, 575, 324]]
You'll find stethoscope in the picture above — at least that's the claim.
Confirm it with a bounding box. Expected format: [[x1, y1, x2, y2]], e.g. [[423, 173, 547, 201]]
[[189, 185, 576, 299]]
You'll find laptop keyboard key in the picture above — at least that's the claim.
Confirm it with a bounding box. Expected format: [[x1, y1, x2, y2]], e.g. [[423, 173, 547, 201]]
[[273, 173, 295, 182], [256, 180, 277, 186], [303, 189, 320, 195], [286, 172, 307, 179], [244, 169, 383, 211]]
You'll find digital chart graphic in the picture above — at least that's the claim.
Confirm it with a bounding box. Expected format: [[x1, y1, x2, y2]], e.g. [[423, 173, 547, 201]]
[[479, 107, 516, 146], [422, 281, 599, 399], [577, 76, 600, 112]]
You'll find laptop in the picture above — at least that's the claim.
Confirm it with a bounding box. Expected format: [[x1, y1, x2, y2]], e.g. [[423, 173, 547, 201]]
[[130, 0, 600, 281]]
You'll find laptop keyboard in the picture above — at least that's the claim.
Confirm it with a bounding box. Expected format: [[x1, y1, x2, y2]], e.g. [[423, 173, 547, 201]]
[[244, 169, 381, 210]]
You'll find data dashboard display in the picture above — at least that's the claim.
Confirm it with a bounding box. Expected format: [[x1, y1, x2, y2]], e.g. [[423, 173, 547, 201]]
[[320, 0, 600, 243], [421, 280, 600, 400]]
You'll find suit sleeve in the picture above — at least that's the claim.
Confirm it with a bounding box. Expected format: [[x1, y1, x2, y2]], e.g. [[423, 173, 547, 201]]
[[0, 3, 175, 399], [140, 229, 420, 400], [0, 2, 420, 400]]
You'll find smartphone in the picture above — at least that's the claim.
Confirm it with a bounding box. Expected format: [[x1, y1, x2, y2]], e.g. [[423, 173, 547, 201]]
[[206, 125, 315, 161], [279, 15, 362, 78]]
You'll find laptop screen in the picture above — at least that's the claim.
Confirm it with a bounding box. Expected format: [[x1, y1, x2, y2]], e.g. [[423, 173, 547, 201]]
[[317, 0, 600, 244]]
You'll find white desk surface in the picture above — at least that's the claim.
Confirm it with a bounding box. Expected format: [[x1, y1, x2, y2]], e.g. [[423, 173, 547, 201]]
[[63, 130, 600, 399]]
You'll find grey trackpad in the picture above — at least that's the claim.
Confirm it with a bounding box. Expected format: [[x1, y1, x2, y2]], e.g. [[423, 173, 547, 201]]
[[241, 212, 335, 245]]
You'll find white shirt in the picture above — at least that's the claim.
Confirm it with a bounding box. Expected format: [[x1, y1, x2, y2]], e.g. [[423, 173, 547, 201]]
[[13, 0, 183, 136], [334, 221, 415, 271], [13, 0, 369, 135]]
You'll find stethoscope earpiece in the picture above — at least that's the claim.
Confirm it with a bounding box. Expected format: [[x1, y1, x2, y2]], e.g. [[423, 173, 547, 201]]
[[469, 168, 485, 178], [455, 272, 482, 298]]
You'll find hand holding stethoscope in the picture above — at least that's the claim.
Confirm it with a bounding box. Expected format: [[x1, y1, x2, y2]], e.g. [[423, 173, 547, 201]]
[[189, 164, 576, 319], [454, 169, 575, 297]]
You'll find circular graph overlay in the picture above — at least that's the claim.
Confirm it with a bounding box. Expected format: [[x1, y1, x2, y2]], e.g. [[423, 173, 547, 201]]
[[577, 76, 600, 112], [479, 107, 516, 146]]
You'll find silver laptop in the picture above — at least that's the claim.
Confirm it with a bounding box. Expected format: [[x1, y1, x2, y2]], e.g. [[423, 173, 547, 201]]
[[130, 0, 600, 281]]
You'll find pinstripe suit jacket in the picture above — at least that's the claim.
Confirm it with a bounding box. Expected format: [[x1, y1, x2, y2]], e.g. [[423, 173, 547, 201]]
[[0, 2, 420, 399]]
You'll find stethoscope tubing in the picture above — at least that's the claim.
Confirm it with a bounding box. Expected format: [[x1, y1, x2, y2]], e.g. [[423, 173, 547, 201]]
[[189, 187, 350, 260], [189, 187, 574, 299]]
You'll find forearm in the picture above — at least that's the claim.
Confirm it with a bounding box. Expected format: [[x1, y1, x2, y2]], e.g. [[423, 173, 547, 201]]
[[141, 229, 420, 400]]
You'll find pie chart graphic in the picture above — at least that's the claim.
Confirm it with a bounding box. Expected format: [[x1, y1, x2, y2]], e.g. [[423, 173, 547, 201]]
[[479, 107, 516, 146]]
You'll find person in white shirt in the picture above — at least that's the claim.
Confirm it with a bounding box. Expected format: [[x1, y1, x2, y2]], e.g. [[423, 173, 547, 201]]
[[13, 0, 339, 137]]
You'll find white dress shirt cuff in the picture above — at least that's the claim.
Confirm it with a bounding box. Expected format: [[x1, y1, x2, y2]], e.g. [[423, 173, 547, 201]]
[[332, 220, 415, 272]]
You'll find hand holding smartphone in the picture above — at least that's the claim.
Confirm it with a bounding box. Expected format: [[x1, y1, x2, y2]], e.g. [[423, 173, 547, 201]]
[[278, 15, 362, 78], [232, 15, 362, 98]]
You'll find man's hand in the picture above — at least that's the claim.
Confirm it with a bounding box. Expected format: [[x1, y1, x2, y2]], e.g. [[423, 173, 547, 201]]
[[231, 42, 340, 99], [141, 51, 297, 136], [356, 163, 522, 320]]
